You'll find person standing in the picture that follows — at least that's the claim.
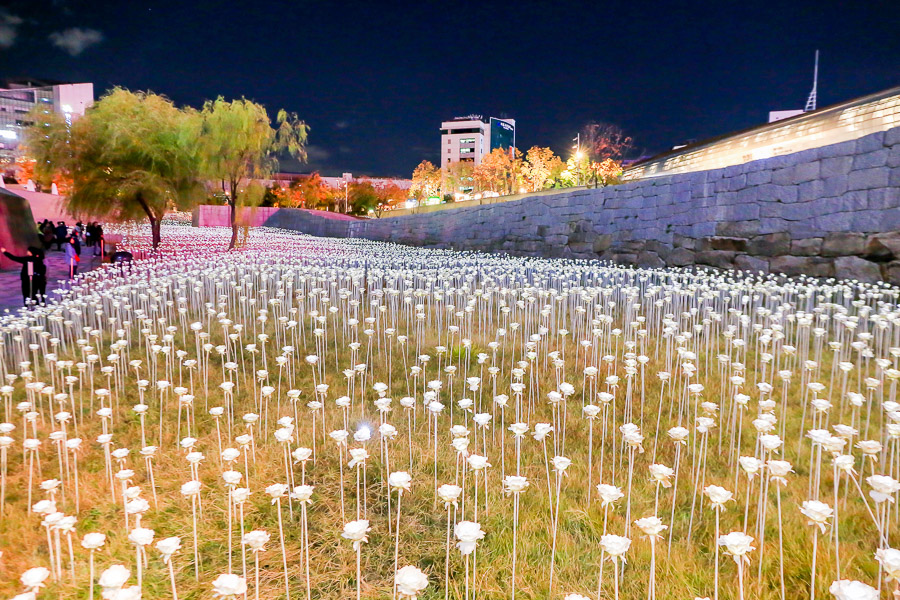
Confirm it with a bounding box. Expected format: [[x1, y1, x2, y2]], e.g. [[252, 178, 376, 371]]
[[54, 221, 68, 250], [1, 246, 47, 305], [64, 236, 80, 278]]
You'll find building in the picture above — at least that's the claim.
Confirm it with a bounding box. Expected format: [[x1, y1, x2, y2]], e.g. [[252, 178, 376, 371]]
[[624, 85, 900, 180], [440, 115, 516, 166], [0, 79, 94, 164]]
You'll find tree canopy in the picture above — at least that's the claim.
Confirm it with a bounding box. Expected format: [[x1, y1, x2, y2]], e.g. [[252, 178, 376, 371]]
[[199, 98, 309, 247], [24, 87, 207, 248]]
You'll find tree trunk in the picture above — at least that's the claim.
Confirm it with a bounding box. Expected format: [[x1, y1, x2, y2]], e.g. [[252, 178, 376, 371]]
[[150, 217, 161, 250], [229, 199, 238, 249]]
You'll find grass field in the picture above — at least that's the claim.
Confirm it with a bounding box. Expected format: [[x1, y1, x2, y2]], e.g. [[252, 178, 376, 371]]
[[0, 227, 897, 599]]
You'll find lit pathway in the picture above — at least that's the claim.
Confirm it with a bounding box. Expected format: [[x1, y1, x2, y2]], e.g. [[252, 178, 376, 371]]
[[0, 248, 104, 312]]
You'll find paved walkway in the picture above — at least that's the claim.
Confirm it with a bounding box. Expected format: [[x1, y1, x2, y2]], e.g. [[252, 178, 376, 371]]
[[0, 247, 105, 312]]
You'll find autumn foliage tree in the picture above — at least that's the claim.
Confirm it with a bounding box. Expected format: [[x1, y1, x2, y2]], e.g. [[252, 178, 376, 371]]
[[521, 146, 564, 192], [473, 147, 521, 195], [580, 122, 633, 162], [410, 160, 441, 201]]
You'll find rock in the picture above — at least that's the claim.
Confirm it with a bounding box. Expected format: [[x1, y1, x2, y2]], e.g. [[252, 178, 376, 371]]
[[747, 232, 790, 256], [705, 237, 748, 252], [672, 234, 696, 249], [770, 256, 835, 278], [834, 256, 882, 283], [864, 232, 900, 262], [734, 255, 769, 273], [592, 234, 613, 253], [695, 250, 736, 269], [791, 238, 823, 256], [637, 251, 665, 268], [822, 232, 866, 257], [667, 247, 696, 266], [715, 220, 761, 237], [885, 261, 900, 286]]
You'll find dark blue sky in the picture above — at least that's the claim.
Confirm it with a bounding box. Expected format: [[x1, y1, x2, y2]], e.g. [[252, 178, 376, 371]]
[[3, 0, 899, 177]]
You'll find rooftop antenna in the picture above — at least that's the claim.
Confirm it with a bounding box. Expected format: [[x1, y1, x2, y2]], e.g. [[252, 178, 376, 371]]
[[805, 50, 819, 112]]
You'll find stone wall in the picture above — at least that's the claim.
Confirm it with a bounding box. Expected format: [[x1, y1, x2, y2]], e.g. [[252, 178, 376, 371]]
[[342, 126, 900, 283]]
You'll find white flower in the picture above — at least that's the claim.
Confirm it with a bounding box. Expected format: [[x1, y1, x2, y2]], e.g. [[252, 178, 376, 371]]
[[467, 454, 491, 471], [342, 519, 371, 549], [867, 475, 900, 503], [600, 534, 631, 559], [242, 530, 270, 552], [395, 565, 429, 598], [128, 527, 154, 547], [876, 548, 900, 582], [155, 537, 181, 562], [649, 463, 674, 487], [596, 484, 624, 507], [552, 455, 571, 473], [454, 520, 485, 555], [564, 595, 592, 600], [767, 460, 794, 484], [82, 532, 107, 549], [800, 500, 834, 532], [98, 564, 131, 591], [503, 475, 529, 494], [211, 573, 248, 598], [292, 447, 313, 463], [718, 531, 755, 563], [828, 579, 878, 600], [532, 423, 553, 441], [704, 485, 734, 511], [180, 480, 201, 496], [291, 485, 314, 503], [438, 484, 463, 507], [389, 471, 412, 493], [508, 422, 528, 437], [265, 483, 288, 501], [20, 567, 51, 590], [348, 447, 369, 468], [634, 516, 667, 538]]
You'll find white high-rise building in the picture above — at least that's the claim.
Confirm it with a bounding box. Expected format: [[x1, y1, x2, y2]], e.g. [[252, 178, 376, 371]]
[[440, 115, 515, 166], [0, 79, 94, 163]]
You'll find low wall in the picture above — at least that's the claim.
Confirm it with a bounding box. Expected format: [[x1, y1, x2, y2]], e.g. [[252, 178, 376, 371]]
[[193, 205, 357, 238], [344, 126, 900, 284]]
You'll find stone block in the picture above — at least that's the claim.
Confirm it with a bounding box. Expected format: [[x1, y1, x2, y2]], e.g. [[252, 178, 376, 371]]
[[667, 247, 696, 266], [885, 261, 900, 286], [834, 256, 882, 283], [886, 127, 900, 147], [637, 251, 665, 268], [863, 232, 900, 262], [747, 232, 790, 256], [853, 149, 888, 170], [734, 254, 769, 273], [794, 161, 821, 183], [791, 237, 822, 256], [848, 167, 889, 190], [822, 232, 866, 256], [769, 256, 835, 278], [715, 220, 762, 237], [857, 131, 885, 152], [695, 250, 736, 269], [706, 236, 748, 252], [821, 156, 853, 178], [592, 234, 613, 252], [672, 234, 696, 249]]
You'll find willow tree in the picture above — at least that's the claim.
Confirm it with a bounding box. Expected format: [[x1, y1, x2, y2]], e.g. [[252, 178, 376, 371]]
[[23, 88, 206, 248], [199, 98, 308, 248]]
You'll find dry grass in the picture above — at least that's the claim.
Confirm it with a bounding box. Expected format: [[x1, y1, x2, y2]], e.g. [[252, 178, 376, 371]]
[[0, 319, 890, 599]]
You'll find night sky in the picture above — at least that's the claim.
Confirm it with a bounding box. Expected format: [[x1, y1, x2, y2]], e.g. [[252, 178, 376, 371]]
[[3, 0, 899, 177]]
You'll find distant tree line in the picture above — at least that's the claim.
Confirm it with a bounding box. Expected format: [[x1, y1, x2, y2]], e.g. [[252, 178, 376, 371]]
[[24, 88, 308, 249], [410, 122, 632, 203]]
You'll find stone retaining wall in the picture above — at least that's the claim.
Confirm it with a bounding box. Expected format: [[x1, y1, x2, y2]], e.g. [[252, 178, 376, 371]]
[[343, 126, 900, 283]]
